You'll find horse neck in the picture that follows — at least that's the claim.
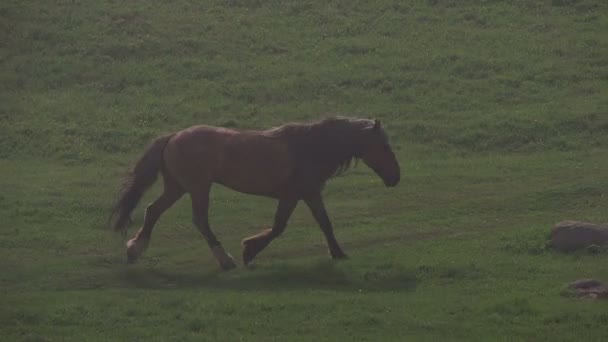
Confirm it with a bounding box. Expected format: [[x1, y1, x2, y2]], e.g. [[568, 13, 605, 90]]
[[301, 125, 359, 176]]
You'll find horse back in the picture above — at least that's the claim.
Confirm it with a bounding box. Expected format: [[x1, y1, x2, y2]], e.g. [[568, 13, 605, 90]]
[[164, 125, 294, 198]]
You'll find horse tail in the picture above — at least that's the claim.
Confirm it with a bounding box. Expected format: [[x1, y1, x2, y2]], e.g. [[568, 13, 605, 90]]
[[110, 134, 174, 233]]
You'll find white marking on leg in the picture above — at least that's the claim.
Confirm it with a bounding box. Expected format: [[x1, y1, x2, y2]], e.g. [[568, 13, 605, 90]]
[[126, 237, 149, 259], [211, 245, 236, 270]]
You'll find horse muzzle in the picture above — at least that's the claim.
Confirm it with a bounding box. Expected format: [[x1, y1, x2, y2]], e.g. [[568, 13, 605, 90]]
[[383, 172, 400, 187]]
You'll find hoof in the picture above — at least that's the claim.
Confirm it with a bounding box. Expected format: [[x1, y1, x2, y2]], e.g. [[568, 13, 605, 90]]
[[211, 245, 237, 271], [331, 252, 349, 260], [219, 256, 237, 271], [242, 230, 272, 266], [242, 239, 258, 266], [126, 246, 140, 264], [126, 238, 148, 264], [126, 252, 138, 264]]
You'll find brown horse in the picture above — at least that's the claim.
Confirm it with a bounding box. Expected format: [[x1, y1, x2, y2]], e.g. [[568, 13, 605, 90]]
[[110, 117, 400, 270]]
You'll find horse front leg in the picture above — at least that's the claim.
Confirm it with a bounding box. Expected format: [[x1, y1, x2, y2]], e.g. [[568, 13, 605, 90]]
[[242, 198, 298, 265], [304, 192, 348, 259]]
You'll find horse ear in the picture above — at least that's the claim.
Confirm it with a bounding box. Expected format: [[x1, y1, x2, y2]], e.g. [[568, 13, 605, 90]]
[[373, 119, 382, 130]]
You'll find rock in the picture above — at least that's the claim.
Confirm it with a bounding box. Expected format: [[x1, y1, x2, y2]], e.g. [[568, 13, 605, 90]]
[[565, 279, 608, 300], [569, 279, 603, 289], [549, 221, 608, 252], [586, 244, 602, 254]]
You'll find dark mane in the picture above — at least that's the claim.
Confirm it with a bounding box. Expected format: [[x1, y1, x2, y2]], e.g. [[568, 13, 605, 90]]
[[263, 117, 376, 177]]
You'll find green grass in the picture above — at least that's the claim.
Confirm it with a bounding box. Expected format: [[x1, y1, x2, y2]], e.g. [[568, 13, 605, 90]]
[[2, 0, 608, 340]]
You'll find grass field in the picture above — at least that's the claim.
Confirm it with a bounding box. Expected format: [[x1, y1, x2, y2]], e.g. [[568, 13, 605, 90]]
[[2, 0, 608, 340]]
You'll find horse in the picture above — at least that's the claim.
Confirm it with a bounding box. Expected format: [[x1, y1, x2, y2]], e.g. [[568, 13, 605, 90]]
[[110, 117, 400, 270]]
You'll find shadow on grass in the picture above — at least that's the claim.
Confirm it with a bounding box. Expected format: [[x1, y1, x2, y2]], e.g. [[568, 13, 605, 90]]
[[119, 260, 418, 293]]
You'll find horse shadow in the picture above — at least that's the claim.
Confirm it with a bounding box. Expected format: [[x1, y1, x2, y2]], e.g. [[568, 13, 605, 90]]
[[119, 259, 418, 293]]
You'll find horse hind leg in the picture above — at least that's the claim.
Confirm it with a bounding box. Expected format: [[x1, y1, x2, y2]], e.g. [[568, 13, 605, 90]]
[[242, 198, 298, 265], [126, 174, 184, 263], [190, 188, 236, 271]]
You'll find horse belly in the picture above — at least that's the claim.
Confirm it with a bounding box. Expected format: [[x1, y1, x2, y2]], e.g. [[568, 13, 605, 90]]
[[216, 142, 292, 197]]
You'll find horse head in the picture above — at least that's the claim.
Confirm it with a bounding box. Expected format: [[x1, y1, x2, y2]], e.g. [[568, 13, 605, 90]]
[[358, 119, 400, 187]]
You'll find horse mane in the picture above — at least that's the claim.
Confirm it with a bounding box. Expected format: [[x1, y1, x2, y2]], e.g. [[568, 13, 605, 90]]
[[262, 117, 376, 177]]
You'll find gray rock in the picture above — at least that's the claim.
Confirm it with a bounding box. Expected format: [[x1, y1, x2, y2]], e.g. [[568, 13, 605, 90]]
[[549, 221, 608, 252], [566, 279, 608, 300], [569, 279, 603, 289]]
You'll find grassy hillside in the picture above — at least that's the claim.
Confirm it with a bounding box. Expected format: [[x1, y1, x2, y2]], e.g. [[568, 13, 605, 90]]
[[2, 0, 608, 341]]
